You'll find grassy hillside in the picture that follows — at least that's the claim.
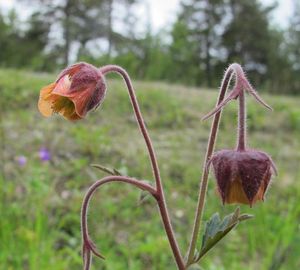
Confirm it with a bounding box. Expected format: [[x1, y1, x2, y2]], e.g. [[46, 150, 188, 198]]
[[1, 68, 300, 270]]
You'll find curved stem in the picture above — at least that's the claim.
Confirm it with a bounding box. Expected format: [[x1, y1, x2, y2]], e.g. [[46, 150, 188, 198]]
[[81, 175, 157, 244], [237, 90, 246, 151], [186, 67, 234, 267], [98, 65, 185, 269], [100, 65, 162, 192], [81, 176, 158, 269]]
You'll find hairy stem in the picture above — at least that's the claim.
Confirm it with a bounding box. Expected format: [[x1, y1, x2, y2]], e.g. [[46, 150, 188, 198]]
[[81, 176, 158, 269], [81, 176, 158, 245], [237, 90, 246, 151], [83, 248, 91, 270], [186, 67, 234, 267], [100, 65, 161, 191], [98, 65, 185, 269]]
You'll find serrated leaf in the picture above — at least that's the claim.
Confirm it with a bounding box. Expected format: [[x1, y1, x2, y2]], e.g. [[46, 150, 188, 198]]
[[196, 208, 253, 262]]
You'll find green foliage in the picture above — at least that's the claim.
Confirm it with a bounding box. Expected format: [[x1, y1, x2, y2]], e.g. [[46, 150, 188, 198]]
[[170, 0, 226, 87], [0, 10, 53, 70], [196, 208, 253, 262], [138, 87, 186, 128], [287, 1, 300, 94], [1, 1, 300, 94], [222, 0, 273, 74]]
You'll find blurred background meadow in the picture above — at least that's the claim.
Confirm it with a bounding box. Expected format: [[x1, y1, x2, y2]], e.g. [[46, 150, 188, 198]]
[[0, 0, 300, 269]]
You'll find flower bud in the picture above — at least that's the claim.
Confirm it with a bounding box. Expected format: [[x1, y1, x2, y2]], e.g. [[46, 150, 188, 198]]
[[209, 149, 276, 206], [38, 62, 106, 121]]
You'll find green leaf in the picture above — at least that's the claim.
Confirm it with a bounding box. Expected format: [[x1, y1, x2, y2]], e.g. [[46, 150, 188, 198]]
[[91, 164, 122, 176], [196, 207, 253, 262]]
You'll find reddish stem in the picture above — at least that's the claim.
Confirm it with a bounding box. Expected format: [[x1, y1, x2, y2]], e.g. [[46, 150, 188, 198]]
[[237, 89, 246, 151], [81, 176, 157, 243], [100, 65, 162, 192], [95, 65, 185, 269], [186, 66, 234, 266], [83, 248, 91, 270], [81, 176, 158, 269]]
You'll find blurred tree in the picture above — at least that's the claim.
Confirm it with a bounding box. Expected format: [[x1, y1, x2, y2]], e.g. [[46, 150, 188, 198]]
[[0, 10, 21, 67], [0, 10, 51, 69], [221, 0, 275, 84], [169, 18, 201, 85], [287, 0, 300, 94], [1, 0, 299, 95], [101, 0, 139, 59], [170, 0, 226, 87], [263, 30, 289, 94], [21, 0, 103, 65], [131, 31, 172, 80], [289, 0, 300, 70], [76, 1, 169, 82], [23, 12, 54, 70], [21, 0, 138, 65]]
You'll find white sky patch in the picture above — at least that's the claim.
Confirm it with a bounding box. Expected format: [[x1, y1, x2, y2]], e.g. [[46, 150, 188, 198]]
[[112, 0, 180, 37], [0, 0, 294, 30], [261, 0, 293, 28], [0, 0, 31, 20], [146, 0, 180, 32]]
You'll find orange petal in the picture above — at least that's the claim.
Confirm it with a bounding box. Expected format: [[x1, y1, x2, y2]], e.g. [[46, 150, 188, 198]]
[[68, 87, 94, 117], [53, 75, 72, 96], [251, 183, 265, 203], [53, 75, 93, 117], [64, 112, 82, 121], [225, 179, 250, 205], [38, 83, 56, 117]]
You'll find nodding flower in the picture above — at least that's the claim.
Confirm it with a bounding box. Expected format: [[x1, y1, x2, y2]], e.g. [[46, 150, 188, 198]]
[[204, 63, 277, 207], [39, 147, 51, 162], [38, 62, 106, 121], [209, 149, 276, 206]]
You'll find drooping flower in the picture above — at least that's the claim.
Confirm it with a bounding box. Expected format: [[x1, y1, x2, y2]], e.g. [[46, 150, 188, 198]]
[[209, 149, 276, 206], [204, 63, 277, 206], [38, 62, 106, 120]]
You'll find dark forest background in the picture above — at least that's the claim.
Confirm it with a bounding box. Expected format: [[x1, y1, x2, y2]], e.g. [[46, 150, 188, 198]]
[[1, 0, 300, 94]]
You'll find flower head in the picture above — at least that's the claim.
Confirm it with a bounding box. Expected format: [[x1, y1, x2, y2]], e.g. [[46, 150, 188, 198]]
[[38, 62, 106, 120], [17, 155, 27, 167], [39, 147, 51, 162], [203, 64, 277, 207], [209, 149, 276, 206]]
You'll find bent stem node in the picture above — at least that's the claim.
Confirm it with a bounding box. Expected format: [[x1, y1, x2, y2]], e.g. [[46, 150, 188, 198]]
[[82, 65, 185, 270], [81, 176, 157, 270]]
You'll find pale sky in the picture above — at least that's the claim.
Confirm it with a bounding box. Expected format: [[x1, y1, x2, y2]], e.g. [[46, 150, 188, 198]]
[[0, 0, 294, 31], [262, 0, 293, 27]]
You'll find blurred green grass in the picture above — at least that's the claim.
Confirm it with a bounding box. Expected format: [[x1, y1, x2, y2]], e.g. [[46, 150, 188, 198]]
[[0, 68, 300, 270]]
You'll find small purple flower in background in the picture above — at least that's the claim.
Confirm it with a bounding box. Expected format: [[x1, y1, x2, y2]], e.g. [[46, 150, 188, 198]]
[[17, 156, 27, 167], [39, 147, 51, 162]]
